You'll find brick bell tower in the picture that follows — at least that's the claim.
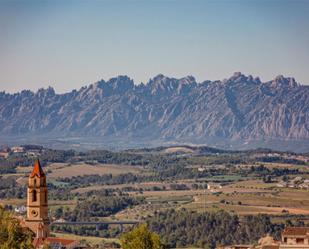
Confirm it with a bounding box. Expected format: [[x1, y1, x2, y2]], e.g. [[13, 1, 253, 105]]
[[25, 159, 50, 238]]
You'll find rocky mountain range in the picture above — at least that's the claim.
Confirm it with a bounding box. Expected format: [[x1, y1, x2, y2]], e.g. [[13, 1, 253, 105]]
[[0, 72, 308, 152]]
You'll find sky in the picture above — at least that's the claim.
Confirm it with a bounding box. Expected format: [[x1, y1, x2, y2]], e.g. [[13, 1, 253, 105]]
[[0, 0, 308, 93]]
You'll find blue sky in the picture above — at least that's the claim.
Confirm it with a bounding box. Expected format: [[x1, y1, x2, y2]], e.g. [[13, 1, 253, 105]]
[[0, 0, 308, 93]]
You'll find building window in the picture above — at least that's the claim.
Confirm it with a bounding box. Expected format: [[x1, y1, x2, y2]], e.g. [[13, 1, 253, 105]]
[[32, 190, 37, 202], [284, 237, 287, 243], [296, 238, 304, 244], [34, 179, 36, 187], [45, 191, 47, 203]]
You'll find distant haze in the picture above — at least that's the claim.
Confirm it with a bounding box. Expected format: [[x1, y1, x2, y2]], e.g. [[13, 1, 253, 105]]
[[0, 0, 309, 93]]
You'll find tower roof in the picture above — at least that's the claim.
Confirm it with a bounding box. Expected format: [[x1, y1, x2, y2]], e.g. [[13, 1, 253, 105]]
[[30, 159, 45, 178]]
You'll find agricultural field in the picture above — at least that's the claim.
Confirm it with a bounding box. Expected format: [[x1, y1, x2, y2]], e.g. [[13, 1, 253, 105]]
[[47, 163, 143, 178], [15, 162, 144, 185], [18, 162, 143, 177], [51, 232, 119, 247], [0, 145, 309, 248]]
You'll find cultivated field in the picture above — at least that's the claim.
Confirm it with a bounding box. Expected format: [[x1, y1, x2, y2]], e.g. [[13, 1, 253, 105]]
[[161, 146, 195, 154], [51, 232, 119, 246], [110, 178, 309, 219], [47, 163, 142, 178], [11, 160, 309, 219], [15, 162, 144, 185]]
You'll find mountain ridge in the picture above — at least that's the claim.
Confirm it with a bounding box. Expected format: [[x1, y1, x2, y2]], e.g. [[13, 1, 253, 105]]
[[0, 72, 308, 152]]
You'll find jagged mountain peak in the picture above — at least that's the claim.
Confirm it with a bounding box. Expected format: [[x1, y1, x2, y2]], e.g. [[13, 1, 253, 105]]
[[88, 76, 134, 96], [151, 73, 168, 81], [148, 74, 197, 95], [178, 75, 196, 85], [107, 75, 133, 84], [224, 72, 261, 85], [93, 79, 106, 88], [20, 89, 34, 97], [231, 71, 245, 78], [270, 75, 298, 88], [107, 75, 134, 93], [150, 74, 196, 85], [0, 73, 308, 152], [35, 86, 56, 97]]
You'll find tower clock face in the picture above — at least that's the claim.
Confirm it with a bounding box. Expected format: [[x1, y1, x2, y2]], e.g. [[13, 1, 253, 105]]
[[31, 210, 38, 217]]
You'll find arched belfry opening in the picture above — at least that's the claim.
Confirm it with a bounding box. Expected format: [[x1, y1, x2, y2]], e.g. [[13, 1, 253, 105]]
[[32, 189, 37, 202]]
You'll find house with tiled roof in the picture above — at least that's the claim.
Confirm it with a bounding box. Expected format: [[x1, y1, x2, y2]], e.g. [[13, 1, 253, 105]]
[[219, 227, 309, 249], [280, 227, 309, 248]]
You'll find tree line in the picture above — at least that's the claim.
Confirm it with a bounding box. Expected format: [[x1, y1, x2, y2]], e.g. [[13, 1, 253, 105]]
[[147, 209, 284, 249]]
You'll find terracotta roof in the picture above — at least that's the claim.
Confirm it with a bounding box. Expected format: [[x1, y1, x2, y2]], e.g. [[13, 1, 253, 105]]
[[30, 159, 45, 178], [46, 237, 77, 246], [261, 245, 279, 249], [282, 227, 309, 236], [33, 238, 45, 248], [33, 237, 77, 248]]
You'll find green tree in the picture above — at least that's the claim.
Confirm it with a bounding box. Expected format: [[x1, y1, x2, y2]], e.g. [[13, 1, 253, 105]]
[[263, 175, 272, 183], [0, 206, 34, 249], [42, 241, 52, 249], [121, 224, 163, 249], [54, 206, 63, 219]]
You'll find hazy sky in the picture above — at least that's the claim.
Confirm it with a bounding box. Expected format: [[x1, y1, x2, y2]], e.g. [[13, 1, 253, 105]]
[[0, 0, 308, 93]]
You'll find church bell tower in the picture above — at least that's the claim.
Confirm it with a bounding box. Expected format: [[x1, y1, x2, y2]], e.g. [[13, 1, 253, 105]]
[[25, 159, 50, 238]]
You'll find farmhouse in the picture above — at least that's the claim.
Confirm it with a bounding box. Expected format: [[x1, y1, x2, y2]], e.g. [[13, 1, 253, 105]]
[[11, 146, 25, 153], [207, 182, 222, 190], [277, 177, 309, 190], [280, 227, 309, 248], [220, 227, 309, 249], [0, 147, 10, 158]]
